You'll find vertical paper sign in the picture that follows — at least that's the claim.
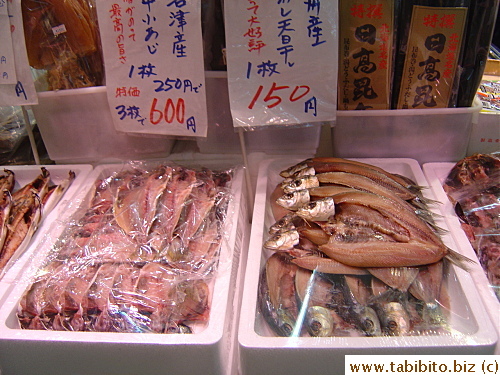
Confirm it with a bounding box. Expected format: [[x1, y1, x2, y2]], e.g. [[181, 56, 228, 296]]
[[0, 0, 37, 106], [96, 0, 208, 137], [338, 0, 395, 110], [397, 6, 467, 109], [225, 0, 338, 128], [0, 0, 16, 84]]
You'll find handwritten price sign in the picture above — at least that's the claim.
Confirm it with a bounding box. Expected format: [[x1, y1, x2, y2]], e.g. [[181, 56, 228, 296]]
[[96, 0, 207, 137], [225, 0, 338, 128]]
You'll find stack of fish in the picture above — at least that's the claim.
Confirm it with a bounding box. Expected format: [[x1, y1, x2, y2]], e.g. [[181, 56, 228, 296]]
[[0, 168, 75, 277], [259, 157, 472, 338], [17, 163, 233, 334]]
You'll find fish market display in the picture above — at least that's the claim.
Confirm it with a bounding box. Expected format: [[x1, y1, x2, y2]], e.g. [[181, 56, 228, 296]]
[[0, 168, 75, 276], [17, 163, 234, 334], [442, 153, 500, 301], [259, 157, 469, 338]]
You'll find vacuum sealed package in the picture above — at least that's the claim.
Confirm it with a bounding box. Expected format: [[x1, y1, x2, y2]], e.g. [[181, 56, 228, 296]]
[[442, 153, 500, 301], [338, 0, 398, 110], [456, 0, 499, 108], [392, 0, 469, 109], [16, 161, 238, 334], [21, 0, 104, 90]]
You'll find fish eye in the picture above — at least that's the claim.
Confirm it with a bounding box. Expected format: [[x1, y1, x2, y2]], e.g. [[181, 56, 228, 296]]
[[387, 320, 398, 331]]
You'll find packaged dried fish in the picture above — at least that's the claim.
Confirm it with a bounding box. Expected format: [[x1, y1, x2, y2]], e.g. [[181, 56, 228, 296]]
[[17, 162, 235, 334]]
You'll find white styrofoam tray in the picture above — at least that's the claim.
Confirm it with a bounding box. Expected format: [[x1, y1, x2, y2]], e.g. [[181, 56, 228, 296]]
[[423, 162, 500, 355], [0, 161, 246, 375], [0, 164, 93, 289], [238, 158, 498, 375]]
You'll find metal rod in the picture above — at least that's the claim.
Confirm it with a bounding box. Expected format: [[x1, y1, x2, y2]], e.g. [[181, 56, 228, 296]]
[[238, 127, 254, 223], [21, 106, 41, 165]]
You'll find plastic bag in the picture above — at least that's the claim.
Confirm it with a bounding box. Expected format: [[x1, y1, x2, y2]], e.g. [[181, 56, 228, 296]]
[[443, 153, 500, 301], [21, 0, 104, 90]]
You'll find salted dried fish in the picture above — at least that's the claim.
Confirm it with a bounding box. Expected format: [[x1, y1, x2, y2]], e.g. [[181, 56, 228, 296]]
[[114, 166, 172, 239], [282, 175, 319, 193], [264, 228, 300, 251], [0, 169, 15, 199], [296, 197, 335, 222], [374, 301, 410, 336], [259, 252, 300, 337], [292, 255, 369, 275], [276, 189, 310, 211], [41, 170, 76, 219], [0, 191, 42, 273]]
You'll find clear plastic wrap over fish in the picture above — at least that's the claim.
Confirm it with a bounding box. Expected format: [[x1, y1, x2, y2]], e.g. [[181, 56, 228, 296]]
[[442, 153, 500, 301], [17, 162, 235, 334], [258, 157, 474, 338]]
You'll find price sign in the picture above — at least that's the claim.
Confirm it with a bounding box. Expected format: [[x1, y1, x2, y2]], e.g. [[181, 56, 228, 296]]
[[0, 0, 16, 84], [225, 0, 338, 128], [0, 0, 37, 106], [96, 0, 207, 137]]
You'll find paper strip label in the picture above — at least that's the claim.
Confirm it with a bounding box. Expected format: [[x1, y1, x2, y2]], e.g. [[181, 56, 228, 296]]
[[397, 6, 467, 109]]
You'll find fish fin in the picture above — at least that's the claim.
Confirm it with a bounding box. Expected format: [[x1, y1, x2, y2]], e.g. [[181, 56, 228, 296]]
[[444, 248, 476, 272]]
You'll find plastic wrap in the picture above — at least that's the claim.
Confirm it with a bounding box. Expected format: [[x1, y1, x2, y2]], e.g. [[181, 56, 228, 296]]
[[16, 161, 236, 334], [238, 157, 496, 375], [21, 0, 104, 90], [257, 157, 471, 338], [442, 153, 500, 301]]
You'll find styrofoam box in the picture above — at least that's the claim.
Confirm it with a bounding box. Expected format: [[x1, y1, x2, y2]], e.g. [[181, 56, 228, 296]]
[[423, 162, 500, 355], [467, 111, 500, 155], [238, 157, 497, 375], [0, 164, 93, 304], [31, 86, 175, 164], [0, 161, 246, 375], [197, 73, 323, 155], [332, 99, 482, 164]]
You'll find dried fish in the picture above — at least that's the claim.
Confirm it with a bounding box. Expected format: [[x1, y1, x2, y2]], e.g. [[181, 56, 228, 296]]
[[296, 197, 335, 222], [276, 189, 310, 211]]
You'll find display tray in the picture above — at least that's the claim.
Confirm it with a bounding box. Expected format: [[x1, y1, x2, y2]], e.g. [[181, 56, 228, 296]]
[[0, 161, 246, 375], [238, 158, 497, 375], [0, 164, 93, 289], [423, 162, 500, 355]]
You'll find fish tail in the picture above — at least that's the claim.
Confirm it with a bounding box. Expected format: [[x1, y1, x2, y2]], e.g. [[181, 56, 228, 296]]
[[445, 248, 476, 272]]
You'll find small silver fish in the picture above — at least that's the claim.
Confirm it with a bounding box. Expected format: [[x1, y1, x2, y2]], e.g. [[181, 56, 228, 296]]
[[282, 175, 319, 193], [264, 229, 300, 251], [352, 305, 381, 336], [377, 301, 410, 336], [296, 197, 335, 221], [276, 189, 310, 211], [306, 306, 335, 337], [268, 213, 298, 235], [280, 160, 312, 178]]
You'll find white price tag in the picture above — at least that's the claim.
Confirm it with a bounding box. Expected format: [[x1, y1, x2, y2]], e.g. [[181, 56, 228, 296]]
[[0, 0, 18, 85], [225, 0, 338, 129], [0, 0, 37, 106], [96, 0, 208, 137]]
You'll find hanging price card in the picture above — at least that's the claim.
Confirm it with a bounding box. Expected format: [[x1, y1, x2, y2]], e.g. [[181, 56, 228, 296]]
[[225, 0, 338, 129], [96, 0, 207, 137], [0, 0, 16, 84], [0, 0, 37, 106]]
